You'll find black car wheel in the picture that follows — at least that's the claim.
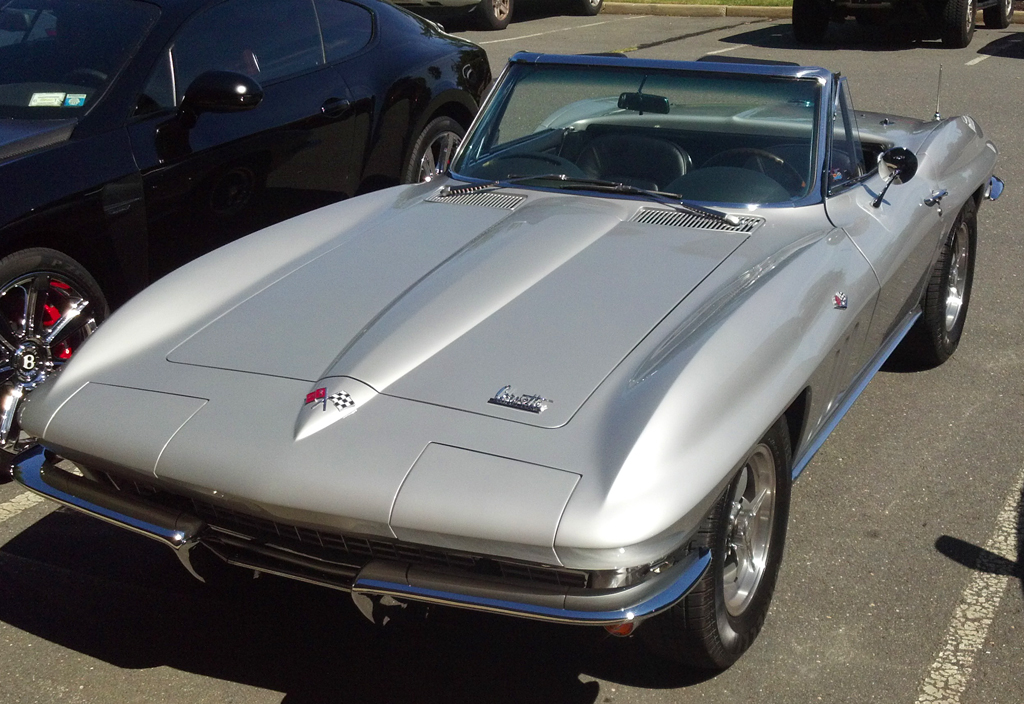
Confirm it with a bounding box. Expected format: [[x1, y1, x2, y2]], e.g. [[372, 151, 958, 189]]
[[402, 116, 465, 183], [574, 0, 603, 16], [900, 200, 977, 368], [0, 248, 108, 451], [475, 0, 512, 30], [982, 0, 1014, 28], [643, 416, 792, 670], [941, 0, 976, 47], [792, 0, 831, 43]]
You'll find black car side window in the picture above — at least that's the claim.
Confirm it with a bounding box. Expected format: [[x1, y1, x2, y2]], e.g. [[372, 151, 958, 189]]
[[314, 0, 373, 63], [168, 0, 323, 104]]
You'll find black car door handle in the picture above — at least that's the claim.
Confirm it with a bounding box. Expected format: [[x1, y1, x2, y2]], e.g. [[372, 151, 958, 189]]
[[321, 98, 351, 119]]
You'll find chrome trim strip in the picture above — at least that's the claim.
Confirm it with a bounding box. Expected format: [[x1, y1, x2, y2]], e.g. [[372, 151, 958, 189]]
[[352, 549, 711, 626], [12, 445, 207, 578], [791, 310, 921, 479]]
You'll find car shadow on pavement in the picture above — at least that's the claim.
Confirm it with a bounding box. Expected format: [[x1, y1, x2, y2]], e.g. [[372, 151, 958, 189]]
[[0, 509, 714, 703], [975, 32, 1024, 59], [717, 21, 951, 53]]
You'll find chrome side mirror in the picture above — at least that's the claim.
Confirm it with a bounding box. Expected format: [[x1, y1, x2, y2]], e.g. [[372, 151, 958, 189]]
[[872, 147, 918, 208]]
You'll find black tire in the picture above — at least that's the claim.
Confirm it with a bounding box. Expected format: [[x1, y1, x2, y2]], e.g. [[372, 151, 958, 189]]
[[982, 0, 1013, 28], [0, 248, 108, 450], [643, 416, 792, 670], [475, 0, 512, 30], [402, 116, 465, 184], [941, 0, 976, 47], [573, 0, 603, 16], [792, 0, 831, 43], [899, 200, 977, 368]]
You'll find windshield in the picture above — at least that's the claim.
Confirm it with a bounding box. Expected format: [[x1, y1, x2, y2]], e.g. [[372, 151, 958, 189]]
[[452, 63, 822, 205], [0, 0, 158, 119]]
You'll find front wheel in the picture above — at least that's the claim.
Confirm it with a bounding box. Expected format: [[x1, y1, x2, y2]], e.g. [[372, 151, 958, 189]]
[[643, 416, 792, 670], [402, 116, 465, 184], [983, 0, 1013, 28], [0, 248, 108, 451], [475, 0, 512, 30], [792, 0, 831, 43], [899, 201, 977, 368], [941, 0, 976, 47]]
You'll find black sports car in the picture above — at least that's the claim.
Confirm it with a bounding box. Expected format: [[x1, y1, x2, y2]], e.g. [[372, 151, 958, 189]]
[[0, 0, 490, 447]]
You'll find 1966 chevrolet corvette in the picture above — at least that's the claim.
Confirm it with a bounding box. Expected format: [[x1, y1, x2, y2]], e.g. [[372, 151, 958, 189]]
[[9, 53, 1003, 669]]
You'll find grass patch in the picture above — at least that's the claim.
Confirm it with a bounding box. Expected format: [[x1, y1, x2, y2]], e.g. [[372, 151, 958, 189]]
[[610, 0, 793, 6]]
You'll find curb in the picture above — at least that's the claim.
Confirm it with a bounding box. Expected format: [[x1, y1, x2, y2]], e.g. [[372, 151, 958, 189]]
[[600, 3, 1024, 22]]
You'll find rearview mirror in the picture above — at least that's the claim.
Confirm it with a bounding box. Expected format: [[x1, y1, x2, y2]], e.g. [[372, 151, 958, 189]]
[[617, 92, 669, 115]]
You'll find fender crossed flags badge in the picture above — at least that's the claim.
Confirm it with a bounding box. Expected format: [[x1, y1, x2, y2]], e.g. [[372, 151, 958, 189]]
[[305, 387, 355, 413]]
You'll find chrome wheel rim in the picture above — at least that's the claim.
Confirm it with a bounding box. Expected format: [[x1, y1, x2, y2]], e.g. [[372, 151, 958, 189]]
[[944, 221, 970, 333], [722, 444, 777, 617], [491, 0, 510, 21], [417, 130, 461, 182], [0, 271, 99, 448], [967, 0, 976, 31]]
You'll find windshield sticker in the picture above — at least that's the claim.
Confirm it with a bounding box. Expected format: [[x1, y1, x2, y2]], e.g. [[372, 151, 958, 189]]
[[28, 92, 66, 107], [63, 94, 87, 108]]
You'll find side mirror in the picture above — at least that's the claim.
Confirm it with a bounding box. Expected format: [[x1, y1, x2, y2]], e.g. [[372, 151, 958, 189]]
[[872, 147, 918, 208], [179, 71, 263, 127]]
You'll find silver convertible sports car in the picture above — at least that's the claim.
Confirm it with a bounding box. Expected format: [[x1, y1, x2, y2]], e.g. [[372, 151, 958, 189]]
[[9, 53, 1003, 669]]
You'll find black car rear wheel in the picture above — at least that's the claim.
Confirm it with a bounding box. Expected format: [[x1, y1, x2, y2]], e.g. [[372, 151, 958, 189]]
[[573, 0, 603, 16], [643, 416, 792, 670], [0, 248, 108, 451], [941, 0, 976, 47], [982, 0, 1014, 28], [402, 116, 465, 183]]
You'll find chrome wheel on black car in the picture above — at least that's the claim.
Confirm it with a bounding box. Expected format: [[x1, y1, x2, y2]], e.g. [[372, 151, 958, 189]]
[[0, 248, 107, 451]]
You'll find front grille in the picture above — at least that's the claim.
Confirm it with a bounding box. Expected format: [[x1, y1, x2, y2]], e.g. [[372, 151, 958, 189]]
[[109, 473, 588, 590]]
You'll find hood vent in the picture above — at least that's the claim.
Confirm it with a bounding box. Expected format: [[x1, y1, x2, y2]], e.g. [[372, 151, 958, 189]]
[[632, 207, 762, 233], [427, 191, 525, 210]]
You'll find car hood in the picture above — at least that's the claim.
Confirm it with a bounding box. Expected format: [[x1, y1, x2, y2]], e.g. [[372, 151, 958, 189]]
[[0, 118, 76, 163], [164, 186, 749, 428]]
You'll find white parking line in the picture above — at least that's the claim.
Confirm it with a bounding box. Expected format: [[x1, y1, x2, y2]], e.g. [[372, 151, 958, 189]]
[[705, 46, 742, 55], [966, 55, 991, 66], [0, 491, 45, 524], [476, 16, 644, 45], [915, 465, 1023, 704]]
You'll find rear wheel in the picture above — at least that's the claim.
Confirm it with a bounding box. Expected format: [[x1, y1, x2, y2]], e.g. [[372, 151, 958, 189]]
[[900, 200, 976, 367], [475, 0, 512, 30], [402, 116, 465, 183], [573, 0, 603, 16], [941, 0, 976, 47], [792, 0, 831, 43], [982, 0, 1013, 28], [643, 416, 792, 670], [0, 248, 108, 451]]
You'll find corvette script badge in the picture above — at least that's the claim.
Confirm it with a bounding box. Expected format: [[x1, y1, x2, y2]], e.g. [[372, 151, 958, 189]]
[[488, 385, 551, 414]]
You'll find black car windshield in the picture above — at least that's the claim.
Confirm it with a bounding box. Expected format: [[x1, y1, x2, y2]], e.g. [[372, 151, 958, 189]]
[[0, 0, 158, 119], [451, 62, 822, 205]]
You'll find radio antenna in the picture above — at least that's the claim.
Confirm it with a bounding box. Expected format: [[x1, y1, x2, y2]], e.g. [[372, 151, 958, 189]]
[[933, 65, 943, 121]]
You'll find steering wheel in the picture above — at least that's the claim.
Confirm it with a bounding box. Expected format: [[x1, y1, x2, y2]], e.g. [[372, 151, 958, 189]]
[[702, 148, 805, 195], [61, 68, 108, 87]]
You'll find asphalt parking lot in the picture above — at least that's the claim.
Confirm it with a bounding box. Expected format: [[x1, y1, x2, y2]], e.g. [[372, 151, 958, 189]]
[[2, 9, 1022, 704]]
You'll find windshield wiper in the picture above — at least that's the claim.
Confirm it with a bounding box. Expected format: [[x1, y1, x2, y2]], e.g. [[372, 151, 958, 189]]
[[440, 174, 741, 226]]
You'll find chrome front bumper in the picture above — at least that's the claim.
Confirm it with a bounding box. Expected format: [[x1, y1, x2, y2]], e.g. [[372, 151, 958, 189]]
[[12, 444, 710, 627]]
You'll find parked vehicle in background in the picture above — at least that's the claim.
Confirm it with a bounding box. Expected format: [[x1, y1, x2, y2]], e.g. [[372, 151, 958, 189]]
[[10, 52, 1002, 670], [0, 0, 490, 449], [393, 0, 603, 31], [792, 0, 1015, 47]]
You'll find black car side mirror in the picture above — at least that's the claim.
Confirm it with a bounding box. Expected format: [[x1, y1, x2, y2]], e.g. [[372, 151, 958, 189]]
[[872, 147, 918, 208], [179, 71, 263, 128]]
